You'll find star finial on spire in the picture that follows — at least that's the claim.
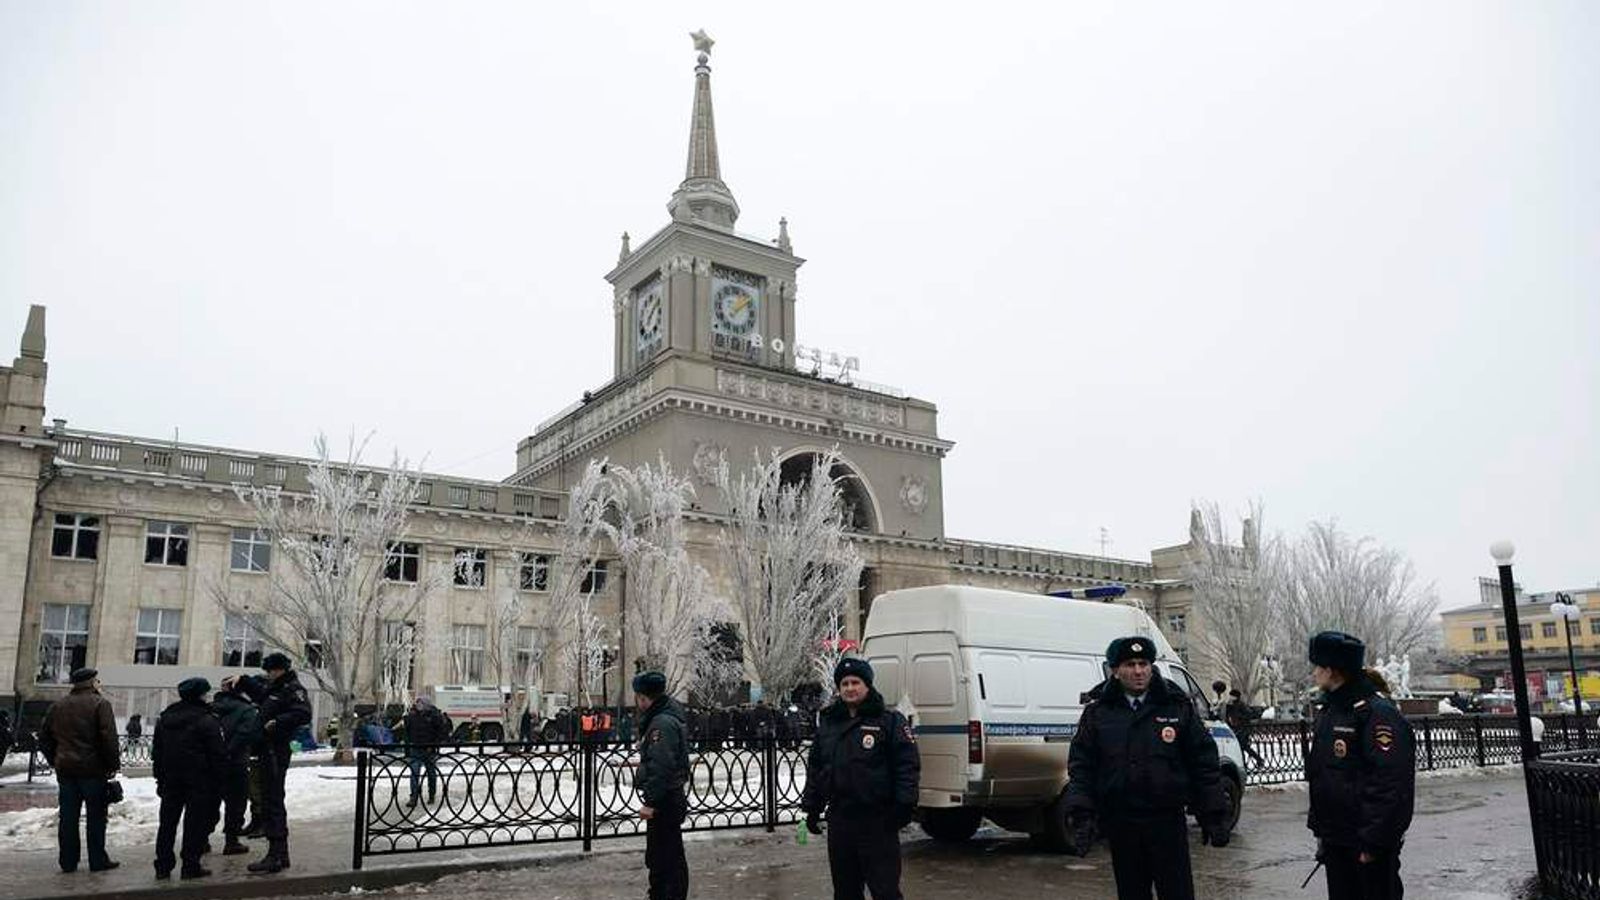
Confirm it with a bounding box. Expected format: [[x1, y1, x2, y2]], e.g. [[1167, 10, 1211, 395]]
[[690, 29, 715, 56]]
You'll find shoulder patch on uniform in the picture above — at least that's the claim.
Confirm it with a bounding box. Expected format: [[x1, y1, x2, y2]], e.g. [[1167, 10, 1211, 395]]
[[901, 720, 916, 744], [650, 729, 663, 743], [1373, 723, 1395, 752]]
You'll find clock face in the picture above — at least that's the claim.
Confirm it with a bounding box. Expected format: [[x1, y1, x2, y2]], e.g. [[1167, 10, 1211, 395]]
[[712, 282, 758, 334], [635, 280, 664, 361]]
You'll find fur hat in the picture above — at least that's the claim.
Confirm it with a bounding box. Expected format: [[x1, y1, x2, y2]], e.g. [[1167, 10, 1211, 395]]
[[1105, 636, 1157, 667], [833, 657, 874, 687], [177, 677, 211, 700], [1308, 631, 1365, 672], [632, 671, 668, 697], [261, 652, 292, 672]]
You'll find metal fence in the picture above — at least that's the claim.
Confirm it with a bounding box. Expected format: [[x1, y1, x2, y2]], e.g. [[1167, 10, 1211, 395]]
[[353, 738, 807, 869], [20, 734, 153, 780], [1239, 714, 1595, 787], [1529, 749, 1600, 900]]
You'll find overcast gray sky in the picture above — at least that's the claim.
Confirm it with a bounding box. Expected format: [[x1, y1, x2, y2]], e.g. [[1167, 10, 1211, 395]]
[[2, 2, 1595, 608]]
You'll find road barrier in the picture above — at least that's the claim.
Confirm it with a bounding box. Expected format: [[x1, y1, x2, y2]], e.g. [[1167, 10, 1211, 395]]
[[352, 737, 806, 870]]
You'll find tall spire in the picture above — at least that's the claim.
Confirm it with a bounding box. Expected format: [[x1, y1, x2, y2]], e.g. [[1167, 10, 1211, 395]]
[[668, 30, 740, 229]]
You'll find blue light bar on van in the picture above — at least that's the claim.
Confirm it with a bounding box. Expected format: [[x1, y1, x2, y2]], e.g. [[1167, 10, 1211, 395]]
[[1047, 585, 1128, 600]]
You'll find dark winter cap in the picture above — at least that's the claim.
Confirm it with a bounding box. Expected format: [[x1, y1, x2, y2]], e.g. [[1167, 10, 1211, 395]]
[[1105, 637, 1157, 667], [1308, 631, 1365, 672], [632, 671, 667, 697], [177, 677, 211, 700], [261, 652, 292, 672], [69, 667, 98, 684], [833, 657, 874, 687]]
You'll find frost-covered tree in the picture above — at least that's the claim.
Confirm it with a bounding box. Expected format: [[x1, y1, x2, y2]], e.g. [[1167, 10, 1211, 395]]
[[715, 448, 865, 703], [811, 615, 853, 700], [600, 456, 730, 698], [214, 434, 445, 750], [1275, 520, 1439, 689], [543, 460, 615, 705], [1186, 501, 1285, 703]]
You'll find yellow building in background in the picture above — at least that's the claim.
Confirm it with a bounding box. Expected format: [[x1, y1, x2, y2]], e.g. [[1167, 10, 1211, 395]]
[[1440, 579, 1600, 709]]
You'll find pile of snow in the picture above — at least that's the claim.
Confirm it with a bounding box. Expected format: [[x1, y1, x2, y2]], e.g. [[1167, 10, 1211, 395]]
[[1250, 762, 1522, 794], [0, 766, 356, 852]]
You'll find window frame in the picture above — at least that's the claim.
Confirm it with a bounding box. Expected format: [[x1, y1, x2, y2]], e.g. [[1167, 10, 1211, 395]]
[[1542, 621, 1558, 639], [37, 603, 91, 684], [229, 527, 272, 573], [450, 623, 487, 684], [134, 607, 184, 666], [453, 547, 488, 588], [518, 553, 550, 593], [1472, 626, 1487, 644], [385, 542, 422, 584], [221, 611, 266, 668], [51, 513, 101, 561], [579, 559, 608, 595], [144, 521, 191, 567]]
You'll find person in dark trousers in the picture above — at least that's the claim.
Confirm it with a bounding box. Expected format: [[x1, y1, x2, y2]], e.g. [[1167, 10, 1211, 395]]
[[402, 696, 449, 807], [1305, 631, 1415, 900], [801, 658, 921, 900], [1066, 637, 1230, 900], [152, 677, 227, 880], [1224, 689, 1265, 768], [634, 671, 690, 900], [210, 679, 261, 855], [226, 653, 311, 874], [518, 706, 536, 748], [38, 667, 122, 873]]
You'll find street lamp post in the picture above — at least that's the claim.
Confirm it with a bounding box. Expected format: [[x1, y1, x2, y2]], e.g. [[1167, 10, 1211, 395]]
[[1491, 540, 1545, 878], [1551, 593, 1585, 740]]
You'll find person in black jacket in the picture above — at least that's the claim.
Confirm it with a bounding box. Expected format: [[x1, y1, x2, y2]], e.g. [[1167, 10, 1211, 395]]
[[152, 678, 227, 880], [1066, 637, 1229, 900], [1305, 631, 1415, 900], [802, 658, 920, 900], [1224, 689, 1265, 768], [226, 653, 311, 874], [402, 696, 450, 807], [210, 681, 260, 854], [634, 671, 690, 900]]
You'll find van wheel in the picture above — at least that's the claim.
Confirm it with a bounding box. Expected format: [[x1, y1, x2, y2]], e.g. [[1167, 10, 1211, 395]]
[[1222, 772, 1242, 832], [1032, 792, 1074, 853], [480, 723, 504, 743], [920, 808, 983, 843]]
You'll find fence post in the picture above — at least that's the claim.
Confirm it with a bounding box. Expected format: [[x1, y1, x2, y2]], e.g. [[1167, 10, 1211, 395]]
[[1422, 718, 1434, 771], [581, 739, 594, 854], [27, 748, 37, 783], [764, 740, 778, 833], [1473, 716, 1486, 767], [351, 749, 368, 871]]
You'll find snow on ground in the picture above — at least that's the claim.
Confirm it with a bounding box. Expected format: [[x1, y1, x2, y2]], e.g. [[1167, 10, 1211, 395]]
[[1249, 762, 1522, 793], [0, 765, 357, 851]]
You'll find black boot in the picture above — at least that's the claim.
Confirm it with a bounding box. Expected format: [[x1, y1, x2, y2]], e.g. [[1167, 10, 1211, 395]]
[[222, 840, 249, 856], [246, 842, 286, 875], [179, 867, 211, 880]]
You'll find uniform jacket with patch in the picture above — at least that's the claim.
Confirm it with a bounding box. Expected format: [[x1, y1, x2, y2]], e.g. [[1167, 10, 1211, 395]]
[[238, 671, 312, 753], [211, 690, 261, 768], [636, 696, 691, 808], [152, 698, 228, 789], [1066, 672, 1227, 822], [1306, 676, 1415, 852], [801, 689, 920, 818], [39, 684, 121, 778]]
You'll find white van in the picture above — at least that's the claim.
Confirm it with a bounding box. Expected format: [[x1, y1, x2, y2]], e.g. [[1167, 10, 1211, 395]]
[[861, 584, 1246, 849]]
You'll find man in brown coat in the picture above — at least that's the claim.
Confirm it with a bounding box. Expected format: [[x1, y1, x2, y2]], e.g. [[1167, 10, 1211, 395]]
[[39, 667, 122, 873]]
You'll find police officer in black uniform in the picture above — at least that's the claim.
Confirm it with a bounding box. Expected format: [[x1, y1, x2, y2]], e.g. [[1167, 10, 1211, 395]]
[[1066, 637, 1230, 900], [802, 658, 921, 900], [151, 677, 227, 880], [227, 652, 311, 875], [1305, 631, 1415, 900], [633, 671, 690, 900]]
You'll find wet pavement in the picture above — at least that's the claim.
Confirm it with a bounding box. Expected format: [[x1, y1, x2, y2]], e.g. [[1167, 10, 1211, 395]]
[[249, 770, 1538, 900]]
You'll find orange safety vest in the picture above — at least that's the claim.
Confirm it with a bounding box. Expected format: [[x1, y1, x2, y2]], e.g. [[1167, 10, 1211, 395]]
[[581, 714, 596, 733], [601, 712, 613, 731]]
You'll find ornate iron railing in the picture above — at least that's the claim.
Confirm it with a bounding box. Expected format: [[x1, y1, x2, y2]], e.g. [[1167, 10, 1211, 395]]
[[353, 738, 808, 869], [22, 734, 154, 780], [1240, 714, 1595, 786], [1529, 749, 1600, 900]]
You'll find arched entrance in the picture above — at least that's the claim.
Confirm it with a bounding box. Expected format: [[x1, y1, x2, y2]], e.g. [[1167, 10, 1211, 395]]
[[777, 450, 879, 533]]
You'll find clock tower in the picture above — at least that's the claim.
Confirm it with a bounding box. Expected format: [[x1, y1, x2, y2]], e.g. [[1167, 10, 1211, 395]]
[[514, 33, 951, 556]]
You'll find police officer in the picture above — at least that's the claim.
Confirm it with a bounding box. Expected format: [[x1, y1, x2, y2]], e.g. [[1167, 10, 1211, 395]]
[[1066, 637, 1230, 900], [210, 679, 260, 855], [633, 671, 690, 900], [152, 677, 226, 880], [227, 652, 311, 875], [801, 658, 921, 900], [1305, 631, 1415, 900]]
